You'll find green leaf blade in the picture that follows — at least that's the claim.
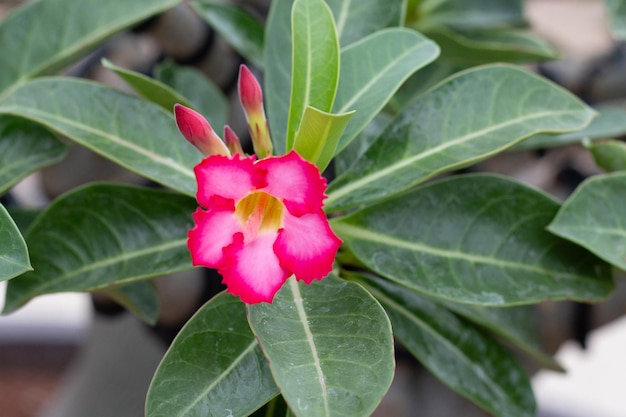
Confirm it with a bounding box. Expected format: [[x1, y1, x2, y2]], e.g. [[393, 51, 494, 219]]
[[549, 172, 626, 270], [326, 64, 595, 211], [147, 292, 278, 417], [589, 140, 626, 172], [248, 275, 394, 417], [332, 174, 613, 306], [0, 204, 31, 282], [3, 184, 196, 313]]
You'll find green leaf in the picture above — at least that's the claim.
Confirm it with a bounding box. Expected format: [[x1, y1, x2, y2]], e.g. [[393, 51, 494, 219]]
[[325, 64, 595, 211], [3, 184, 196, 314], [325, 0, 404, 47], [0, 204, 31, 282], [248, 275, 394, 417], [333, 28, 440, 152], [102, 59, 194, 112], [513, 105, 626, 151], [154, 60, 228, 132], [416, 0, 525, 30], [604, 0, 626, 40], [334, 113, 392, 175], [192, 0, 264, 68], [293, 106, 354, 171], [286, 0, 340, 150], [590, 140, 626, 172], [548, 172, 626, 271], [0, 0, 179, 94], [147, 292, 278, 417], [357, 274, 536, 417], [0, 78, 199, 196], [5, 208, 40, 235], [0, 116, 68, 195], [331, 174, 613, 305], [425, 28, 557, 66], [101, 280, 160, 325]]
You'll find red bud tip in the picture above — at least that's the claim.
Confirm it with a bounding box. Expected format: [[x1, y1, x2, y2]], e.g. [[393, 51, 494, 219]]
[[238, 65, 264, 112], [174, 104, 229, 157], [224, 125, 244, 155]]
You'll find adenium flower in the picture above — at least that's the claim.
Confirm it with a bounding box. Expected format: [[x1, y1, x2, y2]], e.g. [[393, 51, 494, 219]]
[[188, 151, 342, 303]]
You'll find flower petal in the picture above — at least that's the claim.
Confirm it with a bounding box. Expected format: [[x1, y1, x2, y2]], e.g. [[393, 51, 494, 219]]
[[220, 232, 290, 303], [195, 154, 265, 208], [256, 151, 326, 216], [274, 210, 342, 284], [188, 208, 242, 267]]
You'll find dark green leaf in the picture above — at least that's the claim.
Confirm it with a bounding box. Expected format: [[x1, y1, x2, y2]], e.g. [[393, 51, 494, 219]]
[[604, 0, 626, 40], [101, 280, 160, 325], [590, 140, 626, 172], [334, 112, 391, 175], [3, 184, 196, 313], [248, 275, 394, 417], [325, 65, 595, 211], [331, 174, 613, 305], [549, 172, 626, 270], [0, 78, 199, 196], [358, 274, 536, 417], [0, 116, 68, 195], [0, 204, 31, 282], [147, 292, 278, 417], [0, 0, 179, 94], [192, 0, 264, 68], [415, 0, 525, 30]]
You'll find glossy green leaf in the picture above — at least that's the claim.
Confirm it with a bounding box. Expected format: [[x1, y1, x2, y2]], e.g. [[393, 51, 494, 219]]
[[333, 28, 440, 152], [101, 280, 160, 325], [286, 0, 340, 150], [3, 184, 196, 314], [426, 28, 556, 66], [514, 105, 626, 151], [334, 113, 391, 175], [147, 292, 278, 417], [0, 78, 199, 196], [0, 0, 179, 94], [358, 274, 536, 417], [332, 174, 613, 305], [293, 106, 354, 171], [590, 140, 626, 172], [248, 275, 394, 417], [549, 173, 626, 270], [192, 0, 264, 68], [0, 116, 68, 195], [0, 204, 31, 282], [325, 65, 595, 211], [605, 0, 626, 40], [325, 0, 404, 47], [154, 60, 228, 132], [102, 59, 194, 111], [415, 0, 524, 30], [5, 208, 40, 235]]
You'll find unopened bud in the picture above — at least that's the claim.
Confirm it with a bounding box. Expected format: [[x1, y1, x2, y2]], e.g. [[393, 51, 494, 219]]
[[224, 125, 244, 155], [174, 104, 230, 157], [237, 65, 273, 158]]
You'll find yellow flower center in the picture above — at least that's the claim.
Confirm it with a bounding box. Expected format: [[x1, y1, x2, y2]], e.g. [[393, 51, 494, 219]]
[[234, 191, 284, 241]]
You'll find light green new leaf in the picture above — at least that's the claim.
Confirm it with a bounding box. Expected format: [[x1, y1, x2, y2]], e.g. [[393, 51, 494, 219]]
[[0, 78, 199, 196], [590, 140, 626, 172], [415, 0, 525, 30], [192, 0, 265, 68], [102, 59, 194, 112], [332, 174, 613, 306], [333, 28, 440, 153], [604, 0, 626, 40], [514, 105, 626, 151], [248, 275, 394, 417], [325, 0, 404, 47], [154, 60, 228, 132], [293, 106, 354, 171], [0, 204, 31, 282], [426, 28, 557, 66], [325, 65, 595, 211], [0, 0, 179, 94], [0, 116, 68, 195], [101, 280, 160, 325], [358, 275, 536, 417], [147, 293, 278, 417], [549, 173, 626, 270], [286, 0, 340, 150], [2, 184, 196, 314]]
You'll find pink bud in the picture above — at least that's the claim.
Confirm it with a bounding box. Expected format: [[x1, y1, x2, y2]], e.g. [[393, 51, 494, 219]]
[[237, 65, 273, 158], [174, 104, 230, 157], [224, 125, 244, 155]]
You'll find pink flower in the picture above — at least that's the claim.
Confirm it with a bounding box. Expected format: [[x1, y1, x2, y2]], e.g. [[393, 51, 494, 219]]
[[188, 151, 342, 303]]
